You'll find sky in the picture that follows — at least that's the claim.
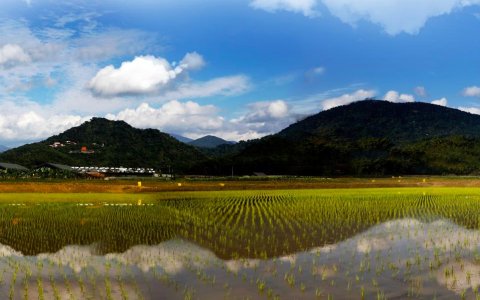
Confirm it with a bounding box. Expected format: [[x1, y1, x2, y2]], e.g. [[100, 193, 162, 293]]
[[1, 0, 480, 146]]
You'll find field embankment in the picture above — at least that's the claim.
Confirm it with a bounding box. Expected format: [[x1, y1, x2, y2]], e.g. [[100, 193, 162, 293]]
[[1, 176, 480, 193]]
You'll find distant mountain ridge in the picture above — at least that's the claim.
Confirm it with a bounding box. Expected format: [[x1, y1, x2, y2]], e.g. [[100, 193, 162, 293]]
[[0, 118, 206, 171], [3, 100, 480, 176], [188, 135, 235, 148], [169, 133, 193, 143], [0, 145, 8, 153]]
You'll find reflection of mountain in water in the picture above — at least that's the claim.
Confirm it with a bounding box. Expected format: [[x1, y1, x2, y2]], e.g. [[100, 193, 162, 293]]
[[0, 219, 478, 299]]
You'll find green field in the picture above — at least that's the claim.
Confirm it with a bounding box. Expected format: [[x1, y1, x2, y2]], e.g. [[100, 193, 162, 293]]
[[0, 188, 479, 299]]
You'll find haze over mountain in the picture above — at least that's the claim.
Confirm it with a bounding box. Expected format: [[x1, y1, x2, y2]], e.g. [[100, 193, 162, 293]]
[[0, 118, 205, 171], [169, 134, 194, 144], [188, 135, 235, 148], [0, 145, 8, 153]]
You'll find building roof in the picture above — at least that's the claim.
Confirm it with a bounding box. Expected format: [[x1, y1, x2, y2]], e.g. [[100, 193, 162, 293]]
[[39, 163, 74, 171], [253, 172, 267, 177], [0, 162, 29, 171]]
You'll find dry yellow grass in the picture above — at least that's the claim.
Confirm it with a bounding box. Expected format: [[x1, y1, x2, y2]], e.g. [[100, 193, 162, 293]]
[[0, 176, 480, 193]]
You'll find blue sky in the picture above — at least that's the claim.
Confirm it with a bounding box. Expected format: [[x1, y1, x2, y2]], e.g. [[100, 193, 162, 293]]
[[1, 0, 480, 146]]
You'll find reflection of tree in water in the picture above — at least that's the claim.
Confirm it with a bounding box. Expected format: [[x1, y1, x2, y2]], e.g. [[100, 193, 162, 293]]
[[0, 219, 477, 299]]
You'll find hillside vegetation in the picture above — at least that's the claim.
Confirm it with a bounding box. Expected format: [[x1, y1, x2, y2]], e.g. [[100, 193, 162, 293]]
[[0, 118, 205, 172], [214, 101, 480, 176]]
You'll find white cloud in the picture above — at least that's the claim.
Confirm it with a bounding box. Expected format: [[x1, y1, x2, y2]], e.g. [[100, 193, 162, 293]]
[[384, 90, 415, 103], [250, 0, 318, 17], [252, 0, 480, 35], [72, 29, 155, 62], [159, 75, 250, 101], [431, 97, 447, 106], [106, 100, 294, 142], [89, 53, 231, 98], [239, 100, 290, 122], [106, 101, 224, 135], [229, 100, 299, 138], [458, 106, 480, 115], [0, 44, 31, 67], [414, 86, 427, 97], [0, 20, 153, 97], [89, 56, 185, 96], [321, 0, 480, 35], [179, 52, 206, 71], [0, 100, 89, 142], [321, 89, 376, 110], [463, 86, 480, 97]]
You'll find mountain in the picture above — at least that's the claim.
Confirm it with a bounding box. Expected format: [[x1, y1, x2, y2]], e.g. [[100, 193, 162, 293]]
[[169, 133, 193, 144], [189, 135, 235, 148], [224, 100, 480, 176], [0, 145, 8, 153], [0, 118, 206, 172], [4, 101, 480, 176], [278, 100, 480, 142]]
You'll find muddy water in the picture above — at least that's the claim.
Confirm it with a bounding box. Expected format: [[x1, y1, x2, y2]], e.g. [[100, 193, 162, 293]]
[[0, 219, 478, 299]]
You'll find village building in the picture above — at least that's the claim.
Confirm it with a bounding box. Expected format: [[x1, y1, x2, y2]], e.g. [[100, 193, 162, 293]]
[[0, 162, 29, 172]]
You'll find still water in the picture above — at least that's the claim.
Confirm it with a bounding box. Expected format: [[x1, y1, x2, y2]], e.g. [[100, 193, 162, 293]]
[[0, 218, 477, 299]]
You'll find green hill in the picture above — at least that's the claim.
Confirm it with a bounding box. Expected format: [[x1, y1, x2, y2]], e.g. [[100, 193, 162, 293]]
[[0, 118, 206, 172], [226, 100, 480, 176]]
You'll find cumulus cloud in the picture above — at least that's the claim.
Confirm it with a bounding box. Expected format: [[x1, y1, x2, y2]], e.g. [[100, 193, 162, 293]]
[[0, 44, 31, 68], [89, 56, 185, 96], [0, 100, 90, 142], [106, 99, 295, 142], [463, 86, 480, 97], [431, 97, 447, 106], [321, 89, 376, 110], [106, 101, 224, 135], [250, 0, 318, 17], [235, 100, 290, 125], [383, 90, 415, 103], [458, 106, 480, 115], [88, 53, 223, 98]]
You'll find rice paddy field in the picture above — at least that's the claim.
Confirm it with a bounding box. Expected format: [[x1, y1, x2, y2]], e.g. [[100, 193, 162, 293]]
[[1, 187, 480, 299]]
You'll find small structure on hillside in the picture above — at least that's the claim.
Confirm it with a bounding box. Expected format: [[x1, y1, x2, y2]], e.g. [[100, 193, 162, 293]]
[[0, 162, 29, 172], [49, 142, 65, 148]]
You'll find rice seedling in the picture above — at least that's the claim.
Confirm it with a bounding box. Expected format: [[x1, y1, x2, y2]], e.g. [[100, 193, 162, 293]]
[[0, 187, 478, 298]]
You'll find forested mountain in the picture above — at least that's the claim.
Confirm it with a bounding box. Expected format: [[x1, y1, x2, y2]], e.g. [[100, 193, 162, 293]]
[[212, 100, 480, 176], [189, 135, 235, 148], [0, 118, 206, 172]]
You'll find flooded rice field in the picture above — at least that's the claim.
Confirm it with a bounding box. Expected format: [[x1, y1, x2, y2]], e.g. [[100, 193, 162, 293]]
[[0, 188, 480, 299]]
